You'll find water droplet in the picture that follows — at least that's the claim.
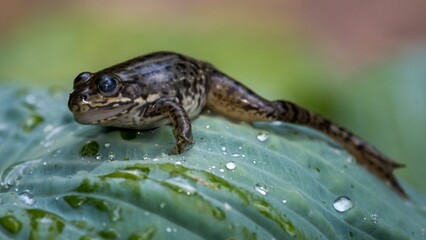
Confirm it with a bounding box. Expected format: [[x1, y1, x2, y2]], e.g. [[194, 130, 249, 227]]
[[1, 159, 40, 188], [205, 125, 210, 129], [256, 132, 269, 142], [333, 196, 354, 213], [231, 154, 240, 157], [108, 154, 116, 161], [238, 146, 243, 150], [159, 202, 166, 209], [25, 95, 37, 106], [254, 183, 269, 196], [111, 206, 121, 222], [370, 214, 378, 224], [42, 162, 47, 166], [18, 190, 36, 205], [221, 146, 227, 151], [282, 199, 287, 204], [225, 161, 237, 170], [104, 142, 111, 148], [166, 227, 172, 233], [95, 154, 102, 160], [80, 141, 99, 157], [21, 114, 44, 132], [345, 156, 354, 163]]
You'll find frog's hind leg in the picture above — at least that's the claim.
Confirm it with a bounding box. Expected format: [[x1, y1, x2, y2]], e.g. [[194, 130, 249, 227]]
[[206, 70, 407, 198], [206, 70, 277, 122]]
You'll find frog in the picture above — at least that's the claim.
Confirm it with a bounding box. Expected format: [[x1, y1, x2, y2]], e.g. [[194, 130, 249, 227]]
[[68, 51, 407, 197]]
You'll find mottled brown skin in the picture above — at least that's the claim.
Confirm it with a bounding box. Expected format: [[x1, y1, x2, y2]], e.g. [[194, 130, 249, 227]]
[[68, 51, 407, 197]]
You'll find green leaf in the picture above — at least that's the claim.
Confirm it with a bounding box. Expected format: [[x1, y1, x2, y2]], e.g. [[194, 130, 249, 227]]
[[0, 86, 425, 239]]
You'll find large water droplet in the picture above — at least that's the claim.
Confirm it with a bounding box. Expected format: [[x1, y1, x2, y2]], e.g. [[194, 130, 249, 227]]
[[254, 183, 269, 196], [333, 196, 354, 212], [80, 141, 100, 157], [225, 161, 237, 170], [18, 190, 36, 205], [256, 132, 269, 142]]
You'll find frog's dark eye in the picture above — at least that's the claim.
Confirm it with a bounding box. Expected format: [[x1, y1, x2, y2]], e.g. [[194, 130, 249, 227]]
[[73, 72, 93, 89], [98, 74, 119, 95]]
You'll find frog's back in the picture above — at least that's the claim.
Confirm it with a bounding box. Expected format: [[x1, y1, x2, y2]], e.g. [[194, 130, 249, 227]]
[[100, 51, 210, 84]]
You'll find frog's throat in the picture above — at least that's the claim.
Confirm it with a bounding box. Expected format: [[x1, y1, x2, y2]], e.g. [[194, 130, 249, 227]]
[[72, 104, 133, 124]]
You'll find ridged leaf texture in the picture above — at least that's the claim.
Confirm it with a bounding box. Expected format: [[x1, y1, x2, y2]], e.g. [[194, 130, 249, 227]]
[[0, 87, 425, 240]]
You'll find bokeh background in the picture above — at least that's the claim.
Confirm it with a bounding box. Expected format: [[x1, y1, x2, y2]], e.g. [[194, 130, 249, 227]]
[[1, 0, 425, 195]]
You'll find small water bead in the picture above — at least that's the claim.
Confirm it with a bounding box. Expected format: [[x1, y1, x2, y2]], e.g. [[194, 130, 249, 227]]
[[221, 146, 227, 151], [104, 142, 111, 148], [282, 199, 287, 204], [256, 132, 269, 142], [224, 203, 232, 211], [205, 125, 210, 129], [95, 154, 102, 160], [219, 168, 225, 173], [18, 191, 36, 205], [159, 202, 166, 209], [345, 156, 354, 164], [254, 183, 269, 196], [370, 214, 378, 224], [225, 161, 237, 170], [25, 94, 37, 106], [108, 154, 116, 161], [231, 154, 240, 157], [333, 196, 354, 213], [166, 227, 177, 233]]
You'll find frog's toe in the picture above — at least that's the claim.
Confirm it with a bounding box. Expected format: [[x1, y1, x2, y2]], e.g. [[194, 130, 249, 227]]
[[171, 135, 194, 155]]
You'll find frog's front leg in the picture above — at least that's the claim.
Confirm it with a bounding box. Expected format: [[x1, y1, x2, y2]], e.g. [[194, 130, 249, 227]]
[[147, 100, 194, 154]]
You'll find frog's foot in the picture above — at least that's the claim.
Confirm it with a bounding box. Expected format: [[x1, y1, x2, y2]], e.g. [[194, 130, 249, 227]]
[[171, 134, 195, 155]]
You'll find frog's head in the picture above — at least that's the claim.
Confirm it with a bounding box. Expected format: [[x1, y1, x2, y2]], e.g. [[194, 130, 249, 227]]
[[68, 71, 136, 125]]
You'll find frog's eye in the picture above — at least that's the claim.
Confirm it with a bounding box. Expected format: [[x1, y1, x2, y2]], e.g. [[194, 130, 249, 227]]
[[73, 72, 93, 89], [98, 74, 119, 95]]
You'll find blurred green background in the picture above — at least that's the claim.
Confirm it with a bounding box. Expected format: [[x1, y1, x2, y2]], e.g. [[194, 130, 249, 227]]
[[0, 0, 425, 195]]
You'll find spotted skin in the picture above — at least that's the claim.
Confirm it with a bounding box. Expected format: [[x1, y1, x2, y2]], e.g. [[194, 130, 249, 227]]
[[68, 51, 407, 198]]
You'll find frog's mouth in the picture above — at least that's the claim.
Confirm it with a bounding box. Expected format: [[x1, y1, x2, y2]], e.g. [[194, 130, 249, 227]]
[[71, 104, 133, 124]]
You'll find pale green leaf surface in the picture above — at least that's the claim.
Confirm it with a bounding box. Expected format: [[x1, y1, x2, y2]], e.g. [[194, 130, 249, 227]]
[[0, 86, 425, 240]]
